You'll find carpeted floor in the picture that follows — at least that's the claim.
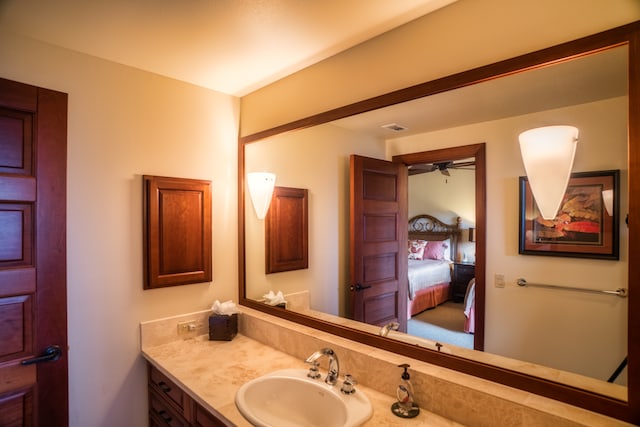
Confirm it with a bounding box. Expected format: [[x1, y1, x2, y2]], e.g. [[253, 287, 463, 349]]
[[407, 301, 474, 349]]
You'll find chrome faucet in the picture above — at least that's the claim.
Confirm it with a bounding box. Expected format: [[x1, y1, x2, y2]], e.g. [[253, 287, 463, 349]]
[[305, 348, 339, 386], [379, 321, 400, 337]]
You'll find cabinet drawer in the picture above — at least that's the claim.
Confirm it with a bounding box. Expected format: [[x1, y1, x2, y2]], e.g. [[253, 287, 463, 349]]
[[452, 263, 475, 302], [194, 404, 233, 427], [148, 363, 231, 426], [149, 388, 190, 427], [149, 365, 192, 417], [455, 264, 475, 283]]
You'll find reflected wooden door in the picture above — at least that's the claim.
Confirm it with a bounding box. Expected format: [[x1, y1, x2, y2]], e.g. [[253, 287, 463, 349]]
[[349, 155, 408, 331], [0, 78, 68, 426]]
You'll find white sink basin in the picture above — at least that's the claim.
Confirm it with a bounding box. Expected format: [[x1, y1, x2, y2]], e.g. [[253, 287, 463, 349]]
[[235, 369, 373, 427]]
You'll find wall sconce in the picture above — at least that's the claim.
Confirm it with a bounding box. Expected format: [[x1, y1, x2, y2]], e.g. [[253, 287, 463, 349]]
[[247, 172, 276, 220], [468, 227, 476, 242], [518, 125, 579, 220], [602, 189, 614, 216]]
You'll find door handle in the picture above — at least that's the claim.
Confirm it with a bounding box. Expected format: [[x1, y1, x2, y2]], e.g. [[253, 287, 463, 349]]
[[21, 345, 62, 366], [350, 284, 372, 292]]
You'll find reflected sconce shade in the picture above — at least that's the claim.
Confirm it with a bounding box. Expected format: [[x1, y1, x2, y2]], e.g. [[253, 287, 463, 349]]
[[602, 189, 614, 216], [468, 227, 476, 242], [518, 125, 579, 220], [247, 172, 276, 220]]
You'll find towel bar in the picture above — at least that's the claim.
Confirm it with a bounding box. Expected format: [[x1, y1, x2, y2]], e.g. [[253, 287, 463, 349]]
[[517, 278, 627, 298]]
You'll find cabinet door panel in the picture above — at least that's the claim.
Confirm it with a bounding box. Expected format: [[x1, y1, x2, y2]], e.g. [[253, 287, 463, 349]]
[[149, 389, 190, 427], [194, 404, 233, 427], [143, 176, 212, 289], [149, 365, 191, 415]]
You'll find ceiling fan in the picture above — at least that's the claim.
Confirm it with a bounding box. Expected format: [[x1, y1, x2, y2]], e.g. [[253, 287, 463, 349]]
[[408, 160, 476, 176]]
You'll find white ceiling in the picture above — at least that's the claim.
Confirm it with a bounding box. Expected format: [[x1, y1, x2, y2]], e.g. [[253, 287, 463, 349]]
[[0, 0, 456, 96]]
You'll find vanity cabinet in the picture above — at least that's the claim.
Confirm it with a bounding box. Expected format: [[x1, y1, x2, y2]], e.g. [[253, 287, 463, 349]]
[[148, 364, 233, 427], [452, 262, 475, 303]]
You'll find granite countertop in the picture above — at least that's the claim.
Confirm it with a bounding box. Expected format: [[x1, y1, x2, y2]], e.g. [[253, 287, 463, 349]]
[[142, 334, 463, 426]]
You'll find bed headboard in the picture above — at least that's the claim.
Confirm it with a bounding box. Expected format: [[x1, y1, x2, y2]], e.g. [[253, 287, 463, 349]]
[[408, 214, 462, 261]]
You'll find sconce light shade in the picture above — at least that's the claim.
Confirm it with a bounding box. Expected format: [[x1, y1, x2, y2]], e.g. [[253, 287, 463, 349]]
[[247, 172, 276, 220], [602, 189, 614, 216], [519, 125, 578, 220]]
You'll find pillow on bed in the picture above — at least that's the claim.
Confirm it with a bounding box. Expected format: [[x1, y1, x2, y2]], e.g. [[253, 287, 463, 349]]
[[408, 239, 428, 260], [441, 239, 452, 261], [423, 240, 447, 260]]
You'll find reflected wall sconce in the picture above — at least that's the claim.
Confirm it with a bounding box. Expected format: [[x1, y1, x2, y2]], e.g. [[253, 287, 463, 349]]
[[247, 172, 276, 220], [518, 125, 579, 220], [602, 189, 614, 216]]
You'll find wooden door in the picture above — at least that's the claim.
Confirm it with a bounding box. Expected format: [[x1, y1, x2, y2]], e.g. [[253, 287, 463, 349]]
[[349, 155, 407, 331], [0, 78, 68, 426]]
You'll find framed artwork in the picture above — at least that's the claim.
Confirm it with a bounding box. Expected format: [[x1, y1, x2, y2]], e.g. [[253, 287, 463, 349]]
[[519, 170, 619, 260]]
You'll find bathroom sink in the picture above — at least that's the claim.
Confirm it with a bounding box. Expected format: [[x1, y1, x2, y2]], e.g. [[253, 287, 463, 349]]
[[235, 369, 373, 427]]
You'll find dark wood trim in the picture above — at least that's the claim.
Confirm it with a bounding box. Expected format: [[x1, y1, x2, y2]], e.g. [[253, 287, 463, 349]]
[[240, 21, 639, 145], [626, 26, 640, 422], [238, 21, 640, 423], [35, 86, 69, 427], [239, 143, 247, 301], [393, 143, 486, 352]]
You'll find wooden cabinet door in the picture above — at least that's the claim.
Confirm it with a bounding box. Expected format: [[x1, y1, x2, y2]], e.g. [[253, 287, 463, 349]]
[[0, 78, 68, 426], [143, 176, 212, 289], [265, 186, 308, 274], [194, 404, 234, 427]]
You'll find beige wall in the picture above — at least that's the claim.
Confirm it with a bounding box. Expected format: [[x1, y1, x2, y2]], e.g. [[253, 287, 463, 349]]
[[0, 32, 239, 426], [244, 94, 627, 382], [240, 0, 640, 136], [245, 123, 385, 316], [408, 169, 476, 261], [236, 0, 638, 387], [1, 1, 638, 425], [387, 96, 628, 381]]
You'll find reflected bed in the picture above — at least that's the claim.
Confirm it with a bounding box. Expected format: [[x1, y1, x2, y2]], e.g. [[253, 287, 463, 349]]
[[406, 215, 461, 318]]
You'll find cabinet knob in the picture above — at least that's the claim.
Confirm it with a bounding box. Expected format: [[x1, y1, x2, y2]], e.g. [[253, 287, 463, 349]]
[[158, 381, 171, 394]]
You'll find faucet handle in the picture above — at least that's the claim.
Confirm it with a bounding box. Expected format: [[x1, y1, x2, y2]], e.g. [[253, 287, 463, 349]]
[[306, 360, 321, 379], [340, 374, 357, 394]]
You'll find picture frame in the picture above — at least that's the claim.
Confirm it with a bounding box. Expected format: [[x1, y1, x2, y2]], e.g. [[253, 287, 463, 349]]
[[519, 170, 619, 260]]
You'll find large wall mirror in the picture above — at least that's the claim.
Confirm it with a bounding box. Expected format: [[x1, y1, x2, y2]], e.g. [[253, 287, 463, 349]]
[[238, 22, 639, 422]]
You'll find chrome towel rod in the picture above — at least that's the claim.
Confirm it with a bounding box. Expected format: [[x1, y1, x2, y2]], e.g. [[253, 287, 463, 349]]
[[517, 278, 627, 298]]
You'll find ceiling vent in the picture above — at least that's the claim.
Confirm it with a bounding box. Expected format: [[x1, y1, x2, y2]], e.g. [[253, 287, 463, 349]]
[[381, 123, 408, 132]]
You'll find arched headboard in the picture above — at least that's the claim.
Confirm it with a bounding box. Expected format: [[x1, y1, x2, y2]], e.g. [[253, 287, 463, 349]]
[[408, 214, 462, 261]]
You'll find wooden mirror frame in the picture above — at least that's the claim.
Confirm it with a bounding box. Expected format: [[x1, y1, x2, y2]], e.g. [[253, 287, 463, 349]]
[[238, 21, 639, 423]]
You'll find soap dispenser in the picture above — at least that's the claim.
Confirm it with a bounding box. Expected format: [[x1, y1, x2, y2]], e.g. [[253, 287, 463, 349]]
[[391, 363, 420, 418]]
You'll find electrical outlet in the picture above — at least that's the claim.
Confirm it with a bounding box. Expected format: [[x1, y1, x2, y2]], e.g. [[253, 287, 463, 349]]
[[177, 319, 197, 334], [494, 273, 506, 288]]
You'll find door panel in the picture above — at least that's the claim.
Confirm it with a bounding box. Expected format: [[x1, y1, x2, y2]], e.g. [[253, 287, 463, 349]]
[[363, 214, 397, 241], [362, 253, 396, 283], [363, 292, 398, 325], [0, 77, 68, 426], [0, 107, 33, 175], [0, 388, 34, 427], [0, 296, 33, 361], [0, 203, 33, 267], [350, 155, 408, 331]]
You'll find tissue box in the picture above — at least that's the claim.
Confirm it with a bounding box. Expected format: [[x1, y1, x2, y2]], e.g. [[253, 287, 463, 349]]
[[208, 314, 238, 341]]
